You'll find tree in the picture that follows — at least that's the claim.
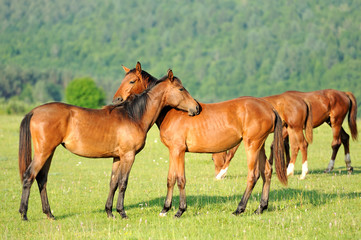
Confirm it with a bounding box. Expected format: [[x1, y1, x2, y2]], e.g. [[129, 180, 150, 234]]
[[65, 77, 105, 109]]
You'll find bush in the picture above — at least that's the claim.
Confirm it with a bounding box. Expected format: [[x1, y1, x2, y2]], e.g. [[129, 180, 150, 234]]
[[65, 77, 105, 109], [0, 98, 35, 115]]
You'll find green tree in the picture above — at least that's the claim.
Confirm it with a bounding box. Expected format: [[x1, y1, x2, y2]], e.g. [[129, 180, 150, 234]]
[[65, 77, 105, 108]]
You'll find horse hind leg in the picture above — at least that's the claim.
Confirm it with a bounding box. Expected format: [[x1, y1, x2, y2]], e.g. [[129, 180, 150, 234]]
[[340, 127, 353, 174], [325, 122, 342, 173], [254, 145, 272, 214], [36, 152, 55, 219], [233, 142, 261, 215], [19, 151, 54, 220]]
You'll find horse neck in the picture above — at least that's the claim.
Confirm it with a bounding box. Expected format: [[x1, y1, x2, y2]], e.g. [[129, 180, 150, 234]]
[[138, 83, 167, 132]]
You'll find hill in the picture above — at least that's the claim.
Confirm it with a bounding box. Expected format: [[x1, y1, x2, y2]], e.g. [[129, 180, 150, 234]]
[[0, 0, 360, 113]]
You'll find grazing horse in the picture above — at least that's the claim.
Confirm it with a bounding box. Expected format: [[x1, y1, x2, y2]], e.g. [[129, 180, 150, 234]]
[[212, 93, 314, 179], [285, 90, 357, 173], [18, 70, 199, 221], [113, 62, 288, 218]]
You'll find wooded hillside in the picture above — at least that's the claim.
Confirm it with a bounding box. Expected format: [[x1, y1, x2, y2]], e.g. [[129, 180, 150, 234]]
[[1, 0, 360, 114]]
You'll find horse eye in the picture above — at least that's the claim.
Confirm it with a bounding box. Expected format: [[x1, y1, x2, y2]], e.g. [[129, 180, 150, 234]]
[[129, 80, 135, 84], [179, 88, 185, 91]]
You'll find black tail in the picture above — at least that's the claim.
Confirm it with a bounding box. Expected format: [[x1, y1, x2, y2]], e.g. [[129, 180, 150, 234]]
[[19, 112, 33, 182], [273, 110, 288, 186], [345, 92, 358, 140]]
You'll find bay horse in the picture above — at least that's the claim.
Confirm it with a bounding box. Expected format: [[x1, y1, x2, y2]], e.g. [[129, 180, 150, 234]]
[[212, 93, 313, 180], [113, 62, 288, 218], [18, 69, 200, 220], [284, 90, 357, 173]]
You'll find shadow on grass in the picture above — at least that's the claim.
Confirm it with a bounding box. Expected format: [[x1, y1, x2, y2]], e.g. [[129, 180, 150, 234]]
[[292, 166, 361, 175], [88, 187, 360, 217]]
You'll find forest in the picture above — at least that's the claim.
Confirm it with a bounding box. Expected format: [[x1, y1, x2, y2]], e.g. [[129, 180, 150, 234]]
[[0, 0, 360, 115]]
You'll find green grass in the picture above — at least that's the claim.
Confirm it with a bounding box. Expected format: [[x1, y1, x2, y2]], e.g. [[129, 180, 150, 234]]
[[0, 115, 360, 239]]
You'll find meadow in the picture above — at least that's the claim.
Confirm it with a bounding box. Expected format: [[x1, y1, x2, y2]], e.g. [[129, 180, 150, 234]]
[[0, 114, 360, 239]]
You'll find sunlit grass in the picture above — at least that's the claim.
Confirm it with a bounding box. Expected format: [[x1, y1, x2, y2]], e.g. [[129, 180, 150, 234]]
[[0, 115, 360, 239]]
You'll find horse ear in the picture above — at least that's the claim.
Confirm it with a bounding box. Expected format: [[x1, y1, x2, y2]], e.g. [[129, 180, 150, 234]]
[[122, 65, 130, 73], [136, 61, 142, 73], [167, 69, 174, 82]]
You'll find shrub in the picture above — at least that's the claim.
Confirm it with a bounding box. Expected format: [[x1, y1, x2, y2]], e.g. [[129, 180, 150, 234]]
[[65, 77, 105, 109]]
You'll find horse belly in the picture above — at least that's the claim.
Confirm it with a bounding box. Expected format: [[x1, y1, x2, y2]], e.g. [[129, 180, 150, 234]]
[[186, 131, 240, 153], [63, 139, 119, 158]]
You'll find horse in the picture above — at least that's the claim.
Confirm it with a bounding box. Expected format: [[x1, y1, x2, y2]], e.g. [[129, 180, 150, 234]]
[[212, 93, 314, 180], [284, 90, 357, 173], [112, 62, 288, 218], [18, 69, 200, 221]]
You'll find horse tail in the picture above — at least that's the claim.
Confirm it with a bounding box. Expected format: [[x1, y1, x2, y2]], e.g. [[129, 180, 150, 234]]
[[345, 92, 358, 140], [304, 100, 313, 144], [19, 112, 33, 182], [273, 110, 288, 186]]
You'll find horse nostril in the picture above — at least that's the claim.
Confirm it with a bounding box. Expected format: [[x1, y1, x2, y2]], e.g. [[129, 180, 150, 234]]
[[196, 105, 200, 114], [113, 97, 123, 104]]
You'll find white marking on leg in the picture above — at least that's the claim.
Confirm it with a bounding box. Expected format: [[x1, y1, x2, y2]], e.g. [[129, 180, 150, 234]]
[[344, 153, 352, 169], [159, 212, 167, 217], [215, 167, 228, 180], [326, 159, 335, 172], [287, 163, 294, 176], [299, 161, 308, 180]]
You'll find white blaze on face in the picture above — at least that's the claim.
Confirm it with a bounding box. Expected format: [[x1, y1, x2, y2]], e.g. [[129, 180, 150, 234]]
[[299, 161, 308, 180], [345, 153, 352, 169], [287, 163, 295, 176], [215, 167, 228, 180]]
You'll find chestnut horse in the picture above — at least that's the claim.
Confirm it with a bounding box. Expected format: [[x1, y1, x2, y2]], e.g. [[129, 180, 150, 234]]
[[285, 90, 357, 173], [18, 70, 199, 220], [212, 93, 313, 180], [113, 62, 287, 218]]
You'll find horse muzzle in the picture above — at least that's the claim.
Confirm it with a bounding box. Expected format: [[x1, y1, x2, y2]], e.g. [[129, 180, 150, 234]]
[[188, 104, 200, 116], [112, 96, 124, 105]]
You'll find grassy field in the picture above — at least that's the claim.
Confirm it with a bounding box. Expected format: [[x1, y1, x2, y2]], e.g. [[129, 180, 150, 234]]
[[0, 114, 360, 239]]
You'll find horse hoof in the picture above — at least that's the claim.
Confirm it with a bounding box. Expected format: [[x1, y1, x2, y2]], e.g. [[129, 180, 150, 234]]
[[299, 175, 306, 180], [159, 212, 167, 217], [254, 208, 262, 215], [324, 169, 331, 173], [174, 210, 185, 218], [347, 167, 353, 174], [21, 215, 28, 221], [232, 210, 244, 216]]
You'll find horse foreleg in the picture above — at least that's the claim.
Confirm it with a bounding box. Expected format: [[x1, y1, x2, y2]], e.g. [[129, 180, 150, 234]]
[[340, 127, 353, 174], [160, 148, 185, 217], [212, 152, 227, 178], [254, 146, 272, 214], [215, 144, 241, 180], [115, 152, 135, 219], [299, 132, 309, 180], [286, 128, 300, 177], [233, 143, 260, 215], [36, 153, 55, 220], [174, 150, 187, 218], [105, 157, 121, 218]]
